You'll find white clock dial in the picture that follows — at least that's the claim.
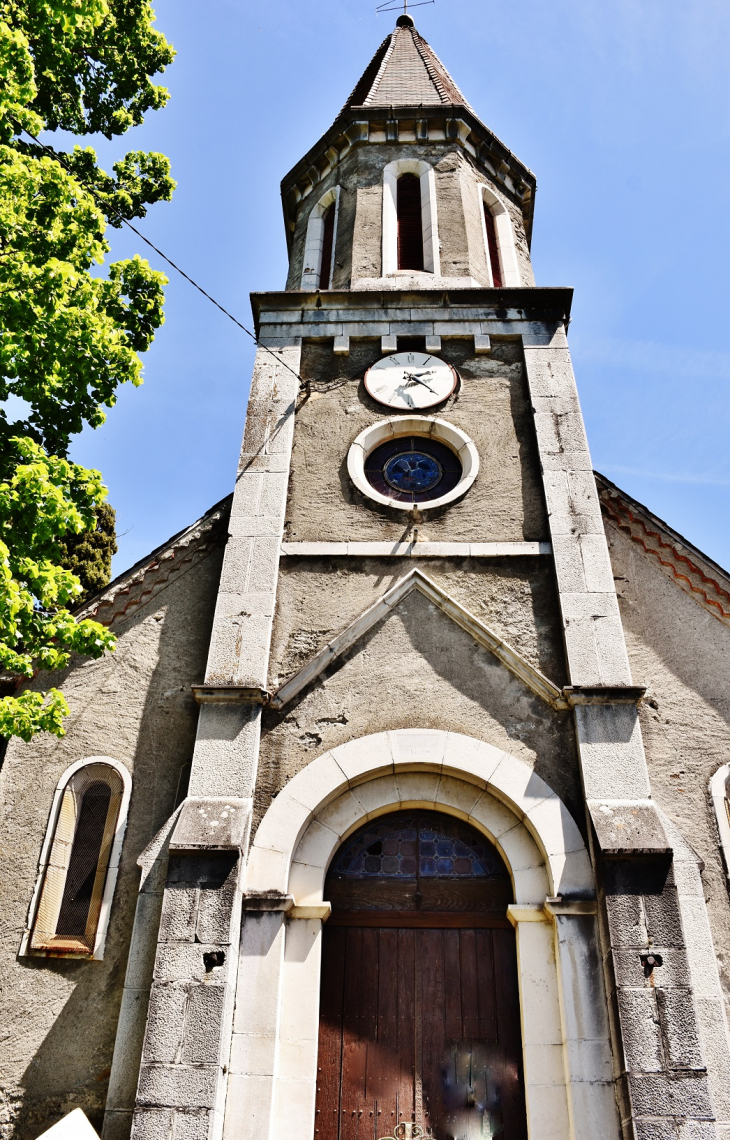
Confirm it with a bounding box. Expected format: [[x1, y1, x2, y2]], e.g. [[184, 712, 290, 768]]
[[363, 352, 459, 411]]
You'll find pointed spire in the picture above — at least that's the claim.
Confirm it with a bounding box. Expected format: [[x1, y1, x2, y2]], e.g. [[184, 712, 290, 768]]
[[343, 21, 474, 112], [280, 20, 536, 254]]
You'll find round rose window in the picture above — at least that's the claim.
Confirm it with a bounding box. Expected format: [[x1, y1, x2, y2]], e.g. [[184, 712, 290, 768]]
[[364, 435, 462, 505], [347, 416, 479, 513]]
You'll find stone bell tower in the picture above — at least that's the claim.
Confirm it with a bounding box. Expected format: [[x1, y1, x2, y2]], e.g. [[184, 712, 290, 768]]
[[124, 15, 730, 1140]]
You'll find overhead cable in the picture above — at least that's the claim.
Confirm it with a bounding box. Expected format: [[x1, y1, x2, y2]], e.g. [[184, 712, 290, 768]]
[[19, 128, 308, 390]]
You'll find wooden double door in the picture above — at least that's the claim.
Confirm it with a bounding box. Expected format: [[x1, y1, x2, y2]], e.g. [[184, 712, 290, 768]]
[[314, 812, 528, 1140]]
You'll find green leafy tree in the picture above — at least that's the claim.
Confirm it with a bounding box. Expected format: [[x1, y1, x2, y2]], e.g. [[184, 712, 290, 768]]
[[58, 500, 118, 603], [0, 0, 175, 742]]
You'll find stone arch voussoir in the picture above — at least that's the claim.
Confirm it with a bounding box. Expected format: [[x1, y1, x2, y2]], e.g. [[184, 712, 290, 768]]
[[245, 729, 593, 904]]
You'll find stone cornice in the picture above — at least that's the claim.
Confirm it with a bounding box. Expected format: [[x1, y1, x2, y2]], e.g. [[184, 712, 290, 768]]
[[250, 286, 573, 334], [280, 104, 537, 249]]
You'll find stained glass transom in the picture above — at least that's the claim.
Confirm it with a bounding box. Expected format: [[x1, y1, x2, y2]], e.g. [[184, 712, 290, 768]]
[[330, 811, 507, 880]]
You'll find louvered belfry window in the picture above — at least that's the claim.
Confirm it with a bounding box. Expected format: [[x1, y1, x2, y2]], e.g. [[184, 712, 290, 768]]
[[484, 204, 503, 287], [319, 204, 335, 290], [397, 173, 424, 271], [30, 764, 124, 955]]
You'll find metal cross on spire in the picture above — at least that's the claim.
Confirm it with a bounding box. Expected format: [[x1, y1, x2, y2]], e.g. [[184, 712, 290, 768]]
[[375, 0, 435, 18]]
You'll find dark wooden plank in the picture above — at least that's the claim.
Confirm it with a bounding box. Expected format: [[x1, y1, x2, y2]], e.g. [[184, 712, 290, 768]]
[[475, 929, 497, 1041], [417, 877, 512, 913], [328, 911, 511, 929], [371, 928, 399, 1120], [486, 1042, 507, 1139], [327, 879, 417, 913], [328, 877, 511, 914], [443, 929, 462, 1043], [459, 929, 479, 1041], [492, 928, 528, 1140], [341, 928, 367, 1140], [396, 928, 415, 1129], [315, 927, 346, 1140], [419, 929, 445, 1136], [359, 927, 379, 1135]]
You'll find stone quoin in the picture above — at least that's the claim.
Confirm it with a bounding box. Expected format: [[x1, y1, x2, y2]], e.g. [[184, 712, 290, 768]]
[[1, 14, 730, 1140]]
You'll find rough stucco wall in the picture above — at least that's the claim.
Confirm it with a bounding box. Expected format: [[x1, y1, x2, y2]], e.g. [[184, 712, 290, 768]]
[[605, 520, 730, 1010], [287, 338, 548, 543], [0, 547, 223, 1140], [506, 198, 534, 287], [285, 143, 534, 289], [269, 556, 567, 690], [255, 585, 580, 835], [432, 150, 471, 278]]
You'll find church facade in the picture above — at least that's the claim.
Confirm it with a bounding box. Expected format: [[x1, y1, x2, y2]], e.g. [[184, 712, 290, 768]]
[[1, 16, 730, 1140]]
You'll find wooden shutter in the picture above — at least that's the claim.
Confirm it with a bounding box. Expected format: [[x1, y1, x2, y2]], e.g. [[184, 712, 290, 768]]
[[484, 205, 503, 287], [319, 205, 335, 290], [397, 174, 424, 272]]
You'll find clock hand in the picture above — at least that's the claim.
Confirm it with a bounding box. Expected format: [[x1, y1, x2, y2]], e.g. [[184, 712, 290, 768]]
[[404, 374, 437, 393]]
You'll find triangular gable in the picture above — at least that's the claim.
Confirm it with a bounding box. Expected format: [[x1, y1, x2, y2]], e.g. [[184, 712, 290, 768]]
[[269, 568, 568, 711]]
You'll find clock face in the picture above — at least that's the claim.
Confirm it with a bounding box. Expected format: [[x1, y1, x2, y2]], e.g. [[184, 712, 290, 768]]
[[364, 352, 458, 410]]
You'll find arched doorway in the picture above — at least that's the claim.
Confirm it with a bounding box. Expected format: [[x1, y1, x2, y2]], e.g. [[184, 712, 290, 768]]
[[314, 811, 528, 1140]]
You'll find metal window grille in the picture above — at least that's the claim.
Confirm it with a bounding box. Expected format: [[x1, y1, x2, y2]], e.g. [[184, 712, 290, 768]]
[[397, 174, 424, 271], [30, 764, 124, 955]]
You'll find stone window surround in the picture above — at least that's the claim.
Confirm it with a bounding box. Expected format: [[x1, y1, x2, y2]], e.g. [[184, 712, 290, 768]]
[[347, 415, 479, 513], [301, 185, 341, 291], [478, 182, 521, 288], [19, 755, 132, 961], [225, 730, 618, 1140], [710, 762, 730, 880], [382, 158, 441, 277]]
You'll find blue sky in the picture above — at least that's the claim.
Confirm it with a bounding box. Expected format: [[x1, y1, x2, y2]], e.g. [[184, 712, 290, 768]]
[[68, 0, 730, 574]]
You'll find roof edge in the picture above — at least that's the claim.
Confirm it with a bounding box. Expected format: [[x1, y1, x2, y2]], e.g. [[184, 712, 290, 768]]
[[280, 102, 536, 253], [75, 494, 233, 625], [596, 471, 730, 626]]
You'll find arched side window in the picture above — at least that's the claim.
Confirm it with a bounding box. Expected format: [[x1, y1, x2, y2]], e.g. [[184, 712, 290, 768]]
[[20, 758, 131, 960], [301, 186, 340, 291], [383, 159, 440, 277], [478, 184, 521, 287], [710, 763, 730, 881]]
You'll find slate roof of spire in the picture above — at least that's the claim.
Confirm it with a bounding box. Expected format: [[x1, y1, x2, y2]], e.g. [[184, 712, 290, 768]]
[[343, 22, 475, 113]]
